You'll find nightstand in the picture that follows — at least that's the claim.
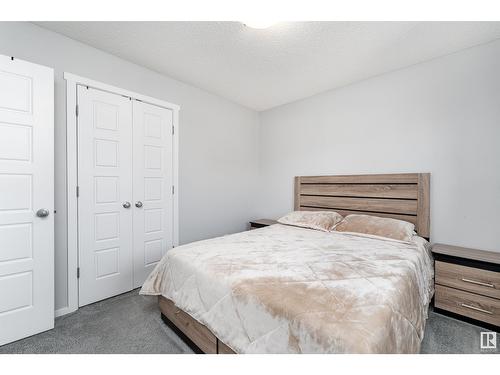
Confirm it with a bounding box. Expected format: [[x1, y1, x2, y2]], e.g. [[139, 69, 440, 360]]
[[432, 243, 500, 329], [249, 219, 278, 230]]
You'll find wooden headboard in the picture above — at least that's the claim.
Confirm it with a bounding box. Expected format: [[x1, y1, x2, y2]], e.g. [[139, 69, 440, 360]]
[[294, 173, 430, 238]]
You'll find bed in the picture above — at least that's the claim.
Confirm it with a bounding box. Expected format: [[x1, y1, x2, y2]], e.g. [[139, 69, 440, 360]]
[[140, 173, 433, 353]]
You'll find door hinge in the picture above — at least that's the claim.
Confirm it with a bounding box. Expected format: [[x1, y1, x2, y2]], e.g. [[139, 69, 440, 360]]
[[172, 125, 174, 135], [77, 267, 80, 279], [76, 186, 80, 197], [172, 185, 175, 195], [76, 104, 79, 117]]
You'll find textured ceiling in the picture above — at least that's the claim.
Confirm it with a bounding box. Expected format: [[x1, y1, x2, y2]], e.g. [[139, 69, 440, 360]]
[[36, 21, 500, 111]]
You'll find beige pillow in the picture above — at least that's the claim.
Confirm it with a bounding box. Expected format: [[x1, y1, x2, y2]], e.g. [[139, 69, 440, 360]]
[[278, 211, 343, 232], [333, 214, 415, 242]]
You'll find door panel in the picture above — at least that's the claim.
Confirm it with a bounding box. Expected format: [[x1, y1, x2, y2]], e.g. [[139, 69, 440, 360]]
[[132, 101, 173, 287], [0, 55, 54, 345], [77, 86, 133, 306]]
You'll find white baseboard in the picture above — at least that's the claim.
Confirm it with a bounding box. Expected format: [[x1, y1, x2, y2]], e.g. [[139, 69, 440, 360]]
[[55, 306, 77, 318]]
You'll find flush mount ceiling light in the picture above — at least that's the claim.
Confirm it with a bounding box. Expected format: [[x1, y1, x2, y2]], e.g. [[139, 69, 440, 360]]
[[242, 21, 278, 29]]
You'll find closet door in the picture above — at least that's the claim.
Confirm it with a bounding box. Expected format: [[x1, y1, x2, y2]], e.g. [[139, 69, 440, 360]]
[[77, 86, 133, 306], [132, 101, 173, 287], [0, 56, 54, 345]]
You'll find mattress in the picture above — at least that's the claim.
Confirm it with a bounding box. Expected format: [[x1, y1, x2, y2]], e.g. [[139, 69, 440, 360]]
[[140, 224, 434, 353]]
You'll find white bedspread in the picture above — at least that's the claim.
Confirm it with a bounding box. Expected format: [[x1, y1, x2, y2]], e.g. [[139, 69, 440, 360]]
[[141, 224, 434, 353]]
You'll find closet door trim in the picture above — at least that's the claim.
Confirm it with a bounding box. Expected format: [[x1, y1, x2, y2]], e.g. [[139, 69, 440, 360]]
[[64, 73, 179, 318]]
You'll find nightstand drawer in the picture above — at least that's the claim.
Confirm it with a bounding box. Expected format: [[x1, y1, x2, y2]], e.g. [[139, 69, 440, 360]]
[[435, 285, 500, 327], [435, 261, 500, 300]]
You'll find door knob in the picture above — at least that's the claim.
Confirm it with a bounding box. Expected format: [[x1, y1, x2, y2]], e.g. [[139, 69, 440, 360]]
[[135, 201, 143, 208], [122, 201, 131, 209], [36, 208, 50, 218]]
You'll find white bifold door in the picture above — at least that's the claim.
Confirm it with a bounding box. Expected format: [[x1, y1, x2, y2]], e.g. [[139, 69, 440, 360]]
[[77, 86, 173, 306], [0, 56, 54, 345], [132, 100, 173, 287]]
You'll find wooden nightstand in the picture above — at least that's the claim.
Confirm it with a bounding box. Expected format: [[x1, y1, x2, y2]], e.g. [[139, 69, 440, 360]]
[[249, 219, 278, 230], [432, 243, 500, 329]]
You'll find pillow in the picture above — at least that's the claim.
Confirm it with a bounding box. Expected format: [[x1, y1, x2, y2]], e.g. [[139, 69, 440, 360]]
[[277, 211, 343, 232], [333, 214, 415, 242]]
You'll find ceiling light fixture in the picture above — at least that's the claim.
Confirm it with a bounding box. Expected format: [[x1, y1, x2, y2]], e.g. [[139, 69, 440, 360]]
[[242, 21, 277, 29]]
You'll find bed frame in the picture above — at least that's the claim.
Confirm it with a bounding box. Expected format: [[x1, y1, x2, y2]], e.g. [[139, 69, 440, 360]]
[[159, 173, 431, 353], [294, 173, 430, 238]]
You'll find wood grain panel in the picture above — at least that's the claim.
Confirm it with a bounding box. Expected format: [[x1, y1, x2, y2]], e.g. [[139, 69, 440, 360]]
[[218, 340, 236, 354], [435, 261, 500, 300], [300, 174, 419, 184], [416, 173, 430, 238], [300, 184, 418, 199], [299, 195, 417, 215], [158, 296, 217, 354], [432, 244, 500, 265], [294, 173, 430, 238], [435, 285, 500, 327], [294, 176, 301, 211], [300, 206, 417, 225], [249, 219, 278, 229]]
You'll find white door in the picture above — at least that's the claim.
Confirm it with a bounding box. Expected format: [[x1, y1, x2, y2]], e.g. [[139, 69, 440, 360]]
[[77, 86, 133, 306], [0, 56, 54, 345], [132, 100, 173, 287]]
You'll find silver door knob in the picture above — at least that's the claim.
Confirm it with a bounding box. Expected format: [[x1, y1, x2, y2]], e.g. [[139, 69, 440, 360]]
[[135, 201, 143, 208], [36, 208, 50, 218], [122, 201, 131, 209]]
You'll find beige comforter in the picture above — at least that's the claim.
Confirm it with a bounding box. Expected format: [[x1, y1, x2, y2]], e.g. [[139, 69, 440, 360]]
[[141, 224, 434, 353]]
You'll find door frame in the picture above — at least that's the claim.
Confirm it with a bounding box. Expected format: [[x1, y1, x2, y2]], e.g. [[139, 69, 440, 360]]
[[63, 72, 180, 317]]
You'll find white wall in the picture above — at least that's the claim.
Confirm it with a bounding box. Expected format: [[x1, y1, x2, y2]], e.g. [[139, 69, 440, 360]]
[[0, 22, 260, 312], [258, 39, 500, 253], [1, 22, 498, 315]]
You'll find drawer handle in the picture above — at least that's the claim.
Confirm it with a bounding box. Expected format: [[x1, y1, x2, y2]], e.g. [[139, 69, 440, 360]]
[[461, 278, 494, 288], [460, 303, 493, 315]]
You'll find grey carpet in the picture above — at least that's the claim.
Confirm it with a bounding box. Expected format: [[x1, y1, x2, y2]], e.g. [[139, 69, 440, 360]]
[[0, 289, 498, 354], [0, 290, 193, 354]]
